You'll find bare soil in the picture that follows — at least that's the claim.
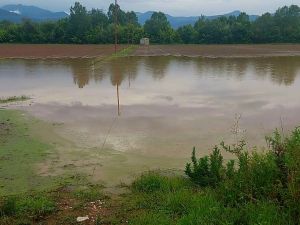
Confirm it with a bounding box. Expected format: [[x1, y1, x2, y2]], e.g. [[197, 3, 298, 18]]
[[133, 44, 300, 57], [1, 44, 300, 59], [0, 44, 127, 59]]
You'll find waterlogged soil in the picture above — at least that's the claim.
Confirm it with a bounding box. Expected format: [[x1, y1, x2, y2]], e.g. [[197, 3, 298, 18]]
[[1, 55, 300, 187], [1, 44, 300, 59], [133, 44, 300, 57], [0, 44, 128, 59]]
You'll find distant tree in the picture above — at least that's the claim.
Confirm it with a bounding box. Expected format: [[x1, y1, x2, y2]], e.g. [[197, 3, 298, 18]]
[[67, 2, 90, 43], [231, 13, 252, 43], [0, 3, 300, 45], [252, 13, 281, 43], [19, 19, 40, 43], [144, 12, 175, 43]]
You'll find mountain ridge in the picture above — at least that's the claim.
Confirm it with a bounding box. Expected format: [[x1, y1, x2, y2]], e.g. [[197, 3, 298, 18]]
[[0, 4, 68, 22], [0, 4, 259, 28], [137, 10, 259, 28]]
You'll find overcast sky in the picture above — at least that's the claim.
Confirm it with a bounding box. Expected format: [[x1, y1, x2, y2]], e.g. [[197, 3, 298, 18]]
[[0, 0, 299, 16]]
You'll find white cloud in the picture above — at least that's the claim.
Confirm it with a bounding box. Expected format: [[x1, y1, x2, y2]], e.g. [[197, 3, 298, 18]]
[[0, 0, 299, 16]]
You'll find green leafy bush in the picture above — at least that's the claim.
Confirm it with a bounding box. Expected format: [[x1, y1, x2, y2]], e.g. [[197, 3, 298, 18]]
[[185, 147, 223, 187]]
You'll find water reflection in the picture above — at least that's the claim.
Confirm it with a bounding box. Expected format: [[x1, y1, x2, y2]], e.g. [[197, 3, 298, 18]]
[[192, 57, 300, 86], [1, 56, 300, 158], [67, 56, 300, 88]]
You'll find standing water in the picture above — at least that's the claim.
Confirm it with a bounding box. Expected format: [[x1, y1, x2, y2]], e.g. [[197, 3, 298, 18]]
[[1, 56, 300, 183]]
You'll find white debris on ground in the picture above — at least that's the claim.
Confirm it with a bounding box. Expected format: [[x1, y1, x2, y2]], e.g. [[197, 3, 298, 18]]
[[76, 216, 89, 222]]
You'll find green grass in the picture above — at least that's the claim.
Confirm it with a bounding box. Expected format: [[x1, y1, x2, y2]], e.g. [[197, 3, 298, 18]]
[[129, 212, 172, 225], [132, 171, 192, 194], [0, 108, 299, 224], [94, 45, 137, 64], [73, 185, 105, 202], [0, 110, 57, 196], [0, 193, 56, 223], [0, 95, 30, 104]]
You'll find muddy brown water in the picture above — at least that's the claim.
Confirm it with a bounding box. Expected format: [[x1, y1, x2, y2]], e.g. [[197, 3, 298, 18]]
[[1, 56, 300, 185]]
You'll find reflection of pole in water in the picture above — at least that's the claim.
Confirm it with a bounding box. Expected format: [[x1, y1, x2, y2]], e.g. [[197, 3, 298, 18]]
[[128, 73, 131, 88], [117, 83, 120, 116], [92, 60, 95, 76]]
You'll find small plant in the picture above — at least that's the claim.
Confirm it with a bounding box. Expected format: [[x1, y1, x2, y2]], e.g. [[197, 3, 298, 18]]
[[185, 146, 224, 187]]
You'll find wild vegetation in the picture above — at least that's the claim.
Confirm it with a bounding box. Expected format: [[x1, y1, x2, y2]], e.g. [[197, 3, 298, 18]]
[[0, 95, 29, 104], [0, 3, 300, 44], [126, 127, 300, 225], [1, 109, 299, 224]]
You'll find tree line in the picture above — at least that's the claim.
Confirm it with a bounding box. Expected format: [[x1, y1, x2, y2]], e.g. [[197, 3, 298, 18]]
[[0, 2, 300, 44]]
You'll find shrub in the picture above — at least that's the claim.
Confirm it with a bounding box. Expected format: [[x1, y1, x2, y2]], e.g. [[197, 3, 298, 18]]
[[185, 147, 224, 187]]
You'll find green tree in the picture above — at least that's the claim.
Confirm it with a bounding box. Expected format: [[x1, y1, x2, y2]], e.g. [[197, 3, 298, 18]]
[[144, 12, 175, 43], [67, 2, 90, 43]]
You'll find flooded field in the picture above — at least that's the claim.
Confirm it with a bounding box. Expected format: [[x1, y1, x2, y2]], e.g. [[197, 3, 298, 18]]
[[1, 56, 300, 185]]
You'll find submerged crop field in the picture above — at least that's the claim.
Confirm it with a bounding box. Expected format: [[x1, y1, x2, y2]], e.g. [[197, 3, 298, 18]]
[[1, 0, 300, 223], [0, 43, 300, 225], [1, 44, 300, 58], [0, 108, 299, 224]]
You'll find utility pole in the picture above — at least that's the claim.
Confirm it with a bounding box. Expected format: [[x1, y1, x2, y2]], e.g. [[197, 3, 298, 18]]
[[114, 0, 118, 54]]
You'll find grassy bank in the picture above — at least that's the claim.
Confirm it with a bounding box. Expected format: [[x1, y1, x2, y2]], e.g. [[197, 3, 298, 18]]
[[124, 128, 300, 225], [0, 109, 299, 224], [0, 110, 69, 196], [0, 96, 30, 104]]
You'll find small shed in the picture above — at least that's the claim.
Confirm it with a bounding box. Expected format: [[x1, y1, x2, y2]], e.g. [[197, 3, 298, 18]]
[[140, 38, 150, 45]]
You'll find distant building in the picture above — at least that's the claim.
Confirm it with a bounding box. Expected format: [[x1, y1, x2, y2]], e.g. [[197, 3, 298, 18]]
[[140, 38, 150, 45]]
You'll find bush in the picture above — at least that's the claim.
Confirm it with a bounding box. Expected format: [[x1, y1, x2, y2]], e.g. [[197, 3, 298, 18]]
[[185, 147, 223, 187]]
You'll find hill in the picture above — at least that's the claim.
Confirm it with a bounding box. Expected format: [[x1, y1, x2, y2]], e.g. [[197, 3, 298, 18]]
[[0, 8, 22, 22], [0, 4, 68, 22], [137, 10, 259, 29], [0, 4, 259, 28]]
